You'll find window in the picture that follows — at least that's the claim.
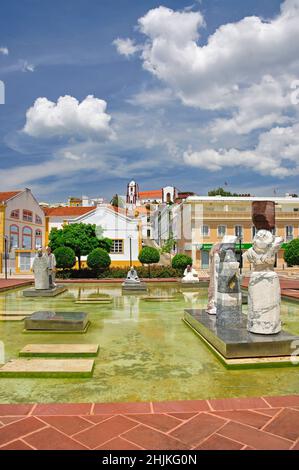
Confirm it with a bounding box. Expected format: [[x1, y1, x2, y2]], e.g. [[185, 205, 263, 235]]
[[19, 252, 31, 272], [286, 226, 294, 241], [201, 225, 210, 237], [35, 215, 42, 224], [111, 239, 123, 254], [217, 225, 226, 237], [10, 209, 19, 219], [35, 229, 42, 249], [235, 225, 243, 238], [10, 225, 19, 249], [22, 227, 32, 249], [23, 210, 33, 222]]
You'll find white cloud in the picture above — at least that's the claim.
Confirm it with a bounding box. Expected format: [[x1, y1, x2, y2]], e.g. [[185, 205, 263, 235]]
[[23, 95, 114, 140], [22, 61, 35, 72], [0, 47, 9, 55], [184, 122, 299, 177], [116, 2, 299, 133], [127, 88, 174, 108], [113, 38, 141, 57]]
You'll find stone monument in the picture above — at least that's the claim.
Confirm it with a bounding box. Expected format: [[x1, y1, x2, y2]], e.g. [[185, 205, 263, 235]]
[[216, 236, 242, 328], [122, 266, 147, 292], [32, 249, 49, 290], [243, 201, 283, 335], [182, 265, 199, 283], [23, 248, 67, 297]]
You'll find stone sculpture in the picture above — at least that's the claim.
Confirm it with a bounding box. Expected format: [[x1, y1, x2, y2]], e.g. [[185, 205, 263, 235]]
[[126, 266, 140, 283], [32, 249, 49, 290], [216, 236, 242, 328], [182, 265, 199, 283], [243, 230, 283, 334], [206, 242, 221, 315], [46, 246, 56, 289]]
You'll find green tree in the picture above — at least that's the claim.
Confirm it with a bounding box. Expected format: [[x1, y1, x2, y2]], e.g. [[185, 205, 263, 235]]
[[284, 239, 299, 267], [54, 246, 76, 269], [49, 223, 112, 270], [87, 248, 111, 274], [172, 253, 193, 271], [208, 187, 252, 197], [110, 194, 125, 208], [138, 246, 160, 277]]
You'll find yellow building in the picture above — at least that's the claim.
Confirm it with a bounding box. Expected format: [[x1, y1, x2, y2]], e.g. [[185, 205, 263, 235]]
[[0, 189, 46, 275], [175, 196, 299, 270]]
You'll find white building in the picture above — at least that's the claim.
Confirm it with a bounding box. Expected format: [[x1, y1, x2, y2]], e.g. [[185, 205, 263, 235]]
[[44, 204, 142, 267]]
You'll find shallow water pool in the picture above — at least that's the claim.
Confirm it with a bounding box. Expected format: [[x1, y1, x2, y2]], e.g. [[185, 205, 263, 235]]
[[0, 282, 299, 404]]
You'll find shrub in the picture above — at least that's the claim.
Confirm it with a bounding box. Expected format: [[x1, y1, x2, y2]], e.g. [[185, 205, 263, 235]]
[[138, 246, 160, 277], [172, 253, 193, 270], [284, 238, 299, 267], [55, 265, 182, 279], [87, 248, 111, 272], [54, 246, 76, 269]]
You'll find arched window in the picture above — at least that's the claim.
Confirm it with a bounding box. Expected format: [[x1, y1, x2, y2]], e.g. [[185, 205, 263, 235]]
[[22, 227, 32, 249], [35, 229, 42, 249], [10, 225, 19, 249], [10, 209, 19, 219]]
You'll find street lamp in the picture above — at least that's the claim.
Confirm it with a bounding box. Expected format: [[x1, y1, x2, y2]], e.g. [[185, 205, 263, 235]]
[[239, 236, 243, 275], [0, 235, 9, 280], [129, 236, 132, 267]]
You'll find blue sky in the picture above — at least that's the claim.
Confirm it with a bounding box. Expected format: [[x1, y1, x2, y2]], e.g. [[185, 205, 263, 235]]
[[0, 0, 298, 202]]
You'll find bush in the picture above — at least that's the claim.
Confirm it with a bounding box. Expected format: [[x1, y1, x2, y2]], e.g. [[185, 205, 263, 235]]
[[172, 253, 193, 270], [55, 265, 182, 279], [54, 246, 76, 269], [87, 248, 111, 272], [284, 238, 299, 267], [138, 246, 160, 278]]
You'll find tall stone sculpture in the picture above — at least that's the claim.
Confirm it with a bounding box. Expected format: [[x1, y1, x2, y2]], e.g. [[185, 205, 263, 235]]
[[243, 201, 283, 335], [32, 249, 49, 290], [216, 236, 242, 328], [206, 242, 221, 315]]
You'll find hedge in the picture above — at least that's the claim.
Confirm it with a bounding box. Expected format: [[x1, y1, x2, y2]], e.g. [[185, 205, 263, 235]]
[[56, 265, 182, 279], [171, 253, 193, 270], [87, 248, 111, 271], [54, 246, 76, 269]]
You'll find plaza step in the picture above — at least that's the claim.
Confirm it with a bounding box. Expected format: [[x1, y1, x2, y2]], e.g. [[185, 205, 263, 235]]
[[19, 343, 99, 357], [0, 358, 94, 377], [0, 316, 25, 321]]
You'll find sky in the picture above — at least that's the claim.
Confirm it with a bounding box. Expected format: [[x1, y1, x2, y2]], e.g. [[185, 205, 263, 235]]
[[0, 0, 299, 203]]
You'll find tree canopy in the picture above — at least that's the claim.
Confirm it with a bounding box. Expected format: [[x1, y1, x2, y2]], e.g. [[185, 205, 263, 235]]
[[284, 239, 299, 267], [49, 223, 112, 269], [208, 187, 252, 197]]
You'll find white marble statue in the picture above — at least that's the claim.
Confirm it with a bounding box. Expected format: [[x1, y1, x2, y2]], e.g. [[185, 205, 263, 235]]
[[32, 249, 49, 290], [243, 230, 283, 335], [126, 266, 140, 283], [182, 265, 199, 283]]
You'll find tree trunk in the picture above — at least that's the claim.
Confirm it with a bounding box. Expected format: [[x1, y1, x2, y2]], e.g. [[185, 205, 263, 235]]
[[78, 255, 81, 270], [148, 264, 151, 278]]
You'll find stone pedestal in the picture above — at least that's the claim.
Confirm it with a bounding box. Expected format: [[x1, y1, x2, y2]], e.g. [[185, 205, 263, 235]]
[[23, 286, 67, 297], [25, 311, 89, 332], [122, 281, 147, 292], [184, 309, 299, 366]]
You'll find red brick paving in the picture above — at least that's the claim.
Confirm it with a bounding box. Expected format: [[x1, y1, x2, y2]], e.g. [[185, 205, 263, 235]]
[[0, 396, 299, 450], [0, 279, 32, 292]]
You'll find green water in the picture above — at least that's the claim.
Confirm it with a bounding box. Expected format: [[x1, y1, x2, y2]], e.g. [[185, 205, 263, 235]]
[[0, 283, 299, 404]]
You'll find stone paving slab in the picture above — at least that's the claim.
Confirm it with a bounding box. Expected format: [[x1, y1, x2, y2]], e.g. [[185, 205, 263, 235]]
[[0, 316, 25, 322], [0, 359, 94, 378], [0, 395, 298, 450], [0, 311, 34, 316], [19, 344, 99, 357]]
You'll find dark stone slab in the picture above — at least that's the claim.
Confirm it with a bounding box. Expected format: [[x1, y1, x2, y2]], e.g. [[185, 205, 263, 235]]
[[25, 311, 89, 332], [122, 282, 147, 291], [184, 309, 299, 359], [252, 200, 275, 230], [23, 286, 67, 297]]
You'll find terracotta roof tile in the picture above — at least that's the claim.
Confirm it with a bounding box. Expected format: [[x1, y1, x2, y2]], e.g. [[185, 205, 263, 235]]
[[43, 206, 95, 217], [139, 190, 162, 199], [0, 191, 22, 202]]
